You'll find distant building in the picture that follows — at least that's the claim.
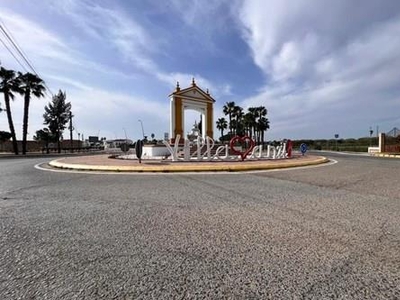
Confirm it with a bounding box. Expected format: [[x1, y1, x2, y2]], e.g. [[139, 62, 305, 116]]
[[104, 139, 133, 149], [88, 136, 99, 144]]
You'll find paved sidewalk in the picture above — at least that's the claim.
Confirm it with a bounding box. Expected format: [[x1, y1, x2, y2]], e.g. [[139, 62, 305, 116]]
[[49, 154, 329, 173]]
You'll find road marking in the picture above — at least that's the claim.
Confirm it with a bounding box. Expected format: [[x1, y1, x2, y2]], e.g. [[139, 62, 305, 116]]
[[314, 150, 370, 156], [242, 159, 338, 174]]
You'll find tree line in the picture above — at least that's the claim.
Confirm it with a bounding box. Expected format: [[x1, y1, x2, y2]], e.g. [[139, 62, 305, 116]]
[[216, 102, 270, 144], [0, 65, 71, 154]]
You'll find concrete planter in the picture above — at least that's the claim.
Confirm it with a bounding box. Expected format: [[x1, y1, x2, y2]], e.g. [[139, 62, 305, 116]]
[[143, 144, 170, 157]]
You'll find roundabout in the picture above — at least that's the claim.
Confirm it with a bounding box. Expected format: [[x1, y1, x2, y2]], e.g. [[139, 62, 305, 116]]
[[47, 153, 329, 173]]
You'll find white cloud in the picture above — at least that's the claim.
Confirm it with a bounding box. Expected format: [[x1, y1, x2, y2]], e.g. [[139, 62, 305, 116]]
[[271, 42, 300, 81], [45, 85, 171, 141], [157, 72, 232, 98], [0, 6, 165, 140], [49, 1, 231, 96], [46, 75, 93, 92], [165, 0, 239, 31], [237, 0, 400, 139], [55, 0, 160, 73], [0, 9, 75, 70], [0, 7, 137, 82]]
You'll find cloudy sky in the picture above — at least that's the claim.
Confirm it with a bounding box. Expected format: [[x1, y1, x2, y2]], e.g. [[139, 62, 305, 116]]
[[0, 0, 399, 142]]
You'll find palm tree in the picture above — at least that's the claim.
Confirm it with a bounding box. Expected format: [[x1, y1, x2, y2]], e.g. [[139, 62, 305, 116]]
[[222, 101, 236, 135], [18, 72, 45, 154], [216, 117, 228, 140], [252, 106, 268, 144], [0, 67, 21, 154], [257, 116, 270, 144], [247, 107, 258, 138], [243, 112, 255, 138], [256, 106, 267, 119], [232, 105, 244, 136]]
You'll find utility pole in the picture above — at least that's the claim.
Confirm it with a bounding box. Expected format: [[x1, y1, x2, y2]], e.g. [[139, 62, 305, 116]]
[[69, 111, 73, 153], [369, 127, 373, 146]]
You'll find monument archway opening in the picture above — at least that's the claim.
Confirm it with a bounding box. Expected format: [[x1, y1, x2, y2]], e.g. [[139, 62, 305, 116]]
[[169, 78, 215, 143], [184, 110, 203, 141]]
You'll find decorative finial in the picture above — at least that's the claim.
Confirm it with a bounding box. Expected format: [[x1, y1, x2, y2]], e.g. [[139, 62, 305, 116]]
[[192, 77, 196, 86], [176, 81, 180, 91], [206, 88, 209, 95]]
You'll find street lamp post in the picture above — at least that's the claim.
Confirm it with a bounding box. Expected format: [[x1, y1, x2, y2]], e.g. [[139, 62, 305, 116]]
[[138, 119, 145, 139], [123, 128, 128, 144], [69, 111, 73, 153]]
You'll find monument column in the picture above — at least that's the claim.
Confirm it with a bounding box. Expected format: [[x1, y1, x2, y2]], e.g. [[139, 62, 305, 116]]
[[379, 133, 386, 153], [174, 97, 183, 138], [206, 102, 213, 139]]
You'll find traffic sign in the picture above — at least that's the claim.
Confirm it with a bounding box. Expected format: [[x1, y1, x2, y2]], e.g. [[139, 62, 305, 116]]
[[300, 143, 307, 155], [135, 139, 143, 163]]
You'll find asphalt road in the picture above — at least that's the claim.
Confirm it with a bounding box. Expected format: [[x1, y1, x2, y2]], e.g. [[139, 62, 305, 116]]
[[0, 154, 399, 299]]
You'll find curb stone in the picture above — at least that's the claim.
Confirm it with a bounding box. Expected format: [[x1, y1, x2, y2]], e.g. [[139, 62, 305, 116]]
[[372, 153, 400, 158], [48, 156, 329, 173]]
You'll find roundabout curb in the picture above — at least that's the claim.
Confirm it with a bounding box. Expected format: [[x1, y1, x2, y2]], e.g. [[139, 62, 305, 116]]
[[372, 153, 400, 158], [48, 155, 329, 173]]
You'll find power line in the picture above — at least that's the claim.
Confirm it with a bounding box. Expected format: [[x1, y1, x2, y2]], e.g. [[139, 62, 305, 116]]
[[0, 20, 53, 97], [0, 34, 28, 72], [0, 18, 54, 96], [0, 23, 38, 75], [0, 19, 38, 74]]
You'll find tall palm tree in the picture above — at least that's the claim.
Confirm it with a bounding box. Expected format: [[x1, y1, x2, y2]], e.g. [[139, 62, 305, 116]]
[[232, 105, 244, 136], [252, 106, 268, 144], [256, 106, 267, 119], [18, 72, 45, 154], [247, 107, 258, 138], [243, 112, 255, 138], [257, 116, 270, 144], [0, 67, 21, 154], [216, 117, 228, 140], [222, 101, 236, 135]]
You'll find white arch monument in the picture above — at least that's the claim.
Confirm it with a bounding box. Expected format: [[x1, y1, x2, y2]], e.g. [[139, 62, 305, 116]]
[[169, 79, 215, 143]]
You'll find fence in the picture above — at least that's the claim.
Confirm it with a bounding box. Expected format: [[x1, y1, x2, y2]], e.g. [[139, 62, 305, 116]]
[[385, 145, 400, 153]]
